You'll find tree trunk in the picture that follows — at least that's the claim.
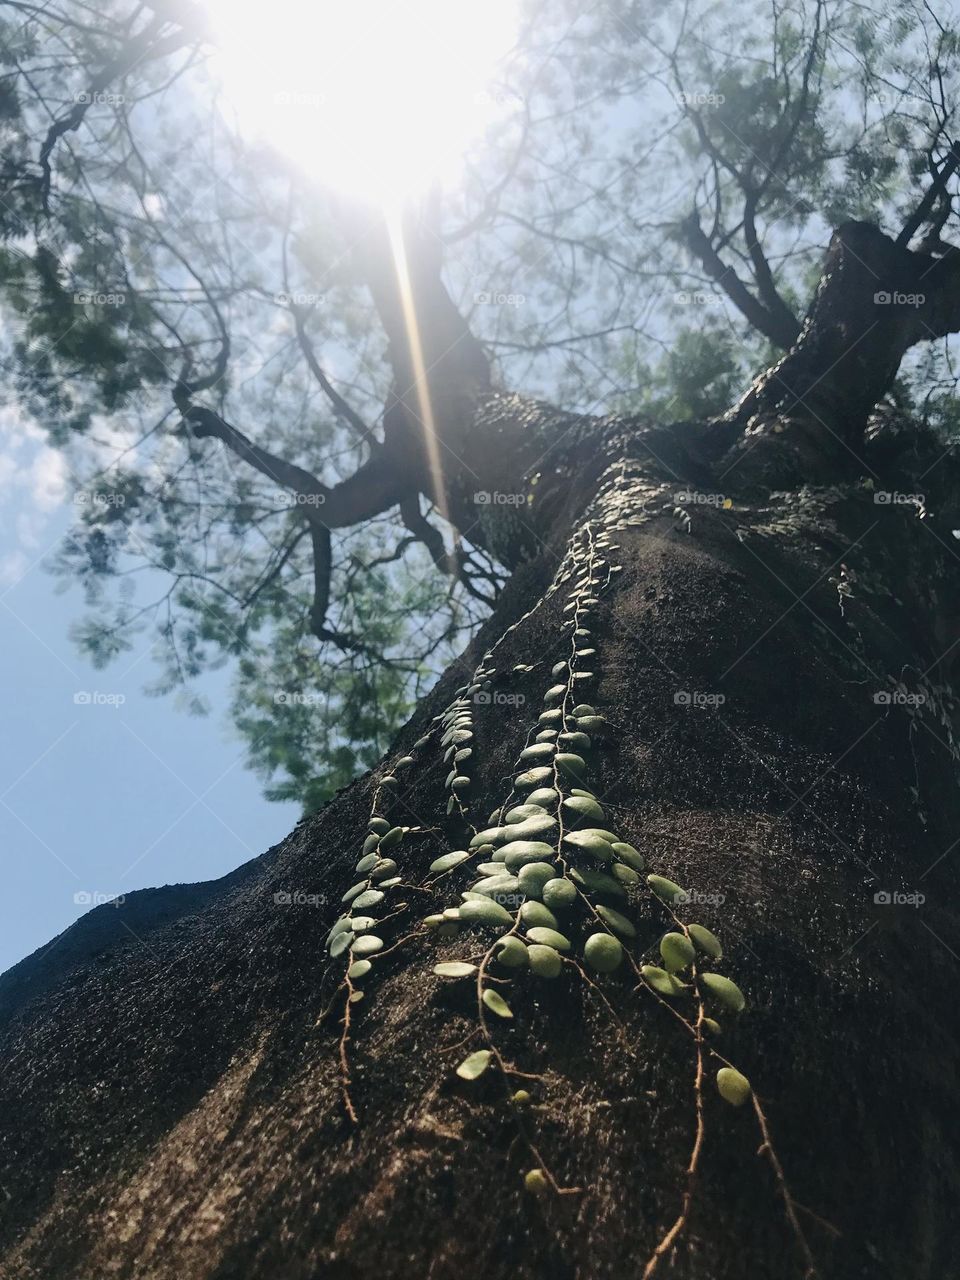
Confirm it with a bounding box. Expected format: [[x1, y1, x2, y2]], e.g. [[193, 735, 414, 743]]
[[2, 391, 959, 1280]]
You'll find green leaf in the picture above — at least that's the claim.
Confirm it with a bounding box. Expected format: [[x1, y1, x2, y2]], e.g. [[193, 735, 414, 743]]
[[562, 830, 615, 861], [353, 889, 385, 910], [434, 962, 478, 978], [515, 767, 555, 789], [525, 926, 571, 951], [517, 861, 558, 895], [541, 877, 577, 910], [329, 930, 354, 958], [520, 900, 559, 929], [688, 923, 722, 959], [430, 850, 471, 872], [482, 989, 514, 1019], [701, 972, 746, 1013], [459, 898, 514, 926], [494, 936, 529, 968], [716, 1067, 752, 1106], [641, 964, 686, 998], [562, 795, 605, 821], [584, 932, 624, 973], [611, 841, 644, 870], [348, 959, 372, 979], [597, 905, 636, 939], [528, 944, 563, 978], [660, 932, 695, 971], [456, 1049, 493, 1080], [351, 934, 384, 956], [647, 874, 685, 903]]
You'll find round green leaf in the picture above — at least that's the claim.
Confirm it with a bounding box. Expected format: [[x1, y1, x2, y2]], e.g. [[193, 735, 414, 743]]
[[457, 1049, 493, 1080], [515, 767, 554, 789], [459, 898, 514, 926], [526, 787, 560, 808], [660, 932, 696, 971], [688, 924, 722, 959], [584, 932, 624, 973], [430, 850, 471, 872], [353, 889, 385, 910], [329, 930, 354, 958], [647, 874, 685, 904], [482, 989, 514, 1019], [520, 900, 559, 929], [641, 964, 686, 998], [611, 841, 644, 871], [518, 862, 558, 895], [434, 962, 477, 978], [701, 972, 746, 1013], [716, 1067, 752, 1107], [528, 944, 563, 978], [348, 959, 372, 979], [525, 926, 571, 952], [494, 936, 528, 968], [597, 905, 636, 939], [563, 830, 615, 861], [351, 934, 384, 956], [541, 877, 577, 910], [505, 804, 548, 824], [562, 795, 605, 822]]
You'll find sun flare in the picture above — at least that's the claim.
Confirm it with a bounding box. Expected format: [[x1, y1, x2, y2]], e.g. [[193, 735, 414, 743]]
[[203, 0, 520, 204]]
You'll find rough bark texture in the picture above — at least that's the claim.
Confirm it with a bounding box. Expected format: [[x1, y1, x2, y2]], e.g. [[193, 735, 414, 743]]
[[1, 398, 959, 1280]]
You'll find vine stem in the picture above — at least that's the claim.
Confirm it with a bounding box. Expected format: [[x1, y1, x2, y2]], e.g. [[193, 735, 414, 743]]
[[752, 1093, 820, 1279], [338, 976, 359, 1123], [641, 996, 707, 1279]]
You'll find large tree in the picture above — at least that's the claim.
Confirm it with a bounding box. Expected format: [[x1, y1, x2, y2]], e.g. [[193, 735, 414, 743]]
[[2, 1, 960, 1276]]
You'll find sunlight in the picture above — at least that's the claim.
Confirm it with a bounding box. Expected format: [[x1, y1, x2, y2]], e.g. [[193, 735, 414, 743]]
[[204, 0, 519, 204]]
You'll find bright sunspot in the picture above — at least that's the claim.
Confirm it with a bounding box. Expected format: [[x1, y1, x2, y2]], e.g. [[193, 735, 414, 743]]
[[204, 0, 520, 204]]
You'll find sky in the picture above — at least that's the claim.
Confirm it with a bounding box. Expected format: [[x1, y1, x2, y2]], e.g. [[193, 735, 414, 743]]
[[0, 413, 298, 973]]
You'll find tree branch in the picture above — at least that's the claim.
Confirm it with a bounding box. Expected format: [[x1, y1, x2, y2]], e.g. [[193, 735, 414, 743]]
[[679, 210, 799, 350]]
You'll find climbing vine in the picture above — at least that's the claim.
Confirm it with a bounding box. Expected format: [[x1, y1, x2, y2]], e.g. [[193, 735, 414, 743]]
[[322, 460, 819, 1276]]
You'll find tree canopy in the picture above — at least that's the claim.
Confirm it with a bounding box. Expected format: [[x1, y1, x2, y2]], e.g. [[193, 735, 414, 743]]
[[1, 0, 959, 809]]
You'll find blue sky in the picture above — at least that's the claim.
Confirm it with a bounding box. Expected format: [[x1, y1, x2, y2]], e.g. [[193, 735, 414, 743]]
[[0, 415, 298, 973]]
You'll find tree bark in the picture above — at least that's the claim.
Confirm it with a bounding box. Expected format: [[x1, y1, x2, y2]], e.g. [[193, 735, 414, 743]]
[[1, 387, 959, 1280]]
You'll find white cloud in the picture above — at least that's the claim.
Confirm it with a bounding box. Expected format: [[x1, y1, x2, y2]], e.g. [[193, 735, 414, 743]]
[[0, 401, 69, 585]]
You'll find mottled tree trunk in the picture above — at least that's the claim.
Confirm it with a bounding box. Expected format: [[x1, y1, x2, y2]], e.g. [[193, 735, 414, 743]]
[[1, 390, 958, 1280]]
